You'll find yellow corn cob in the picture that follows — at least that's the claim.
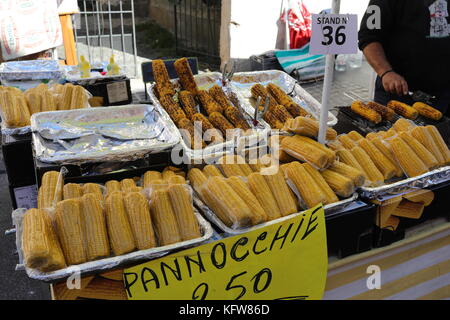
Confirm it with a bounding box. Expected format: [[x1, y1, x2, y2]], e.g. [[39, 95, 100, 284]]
[[327, 140, 344, 151], [178, 90, 198, 119], [105, 180, 121, 196], [293, 135, 336, 166], [371, 138, 404, 177], [209, 84, 234, 110], [209, 112, 235, 136], [80, 194, 110, 260], [38, 171, 63, 209], [366, 132, 380, 141], [247, 173, 282, 220], [302, 163, 338, 204], [225, 106, 250, 130], [336, 149, 366, 176], [22, 209, 66, 271], [168, 175, 186, 185], [403, 189, 434, 206], [263, 170, 298, 216], [358, 138, 397, 180], [384, 129, 397, 139], [69, 85, 87, 109], [168, 184, 201, 240], [393, 200, 425, 219], [411, 126, 445, 166], [350, 147, 384, 186], [55, 199, 87, 265], [120, 179, 140, 193], [174, 57, 199, 96], [26, 92, 42, 115], [149, 189, 182, 245], [412, 102, 442, 121], [373, 196, 402, 227], [0, 90, 19, 127], [235, 155, 254, 176], [251, 84, 277, 108], [59, 84, 74, 110], [162, 170, 177, 183], [197, 90, 223, 114], [63, 183, 82, 200], [124, 192, 157, 249], [51, 83, 64, 94], [387, 100, 418, 120], [348, 131, 365, 141], [390, 137, 429, 177], [269, 104, 293, 123], [248, 159, 264, 173], [286, 162, 326, 208], [178, 118, 206, 149], [329, 161, 366, 188], [82, 183, 103, 201], [218, 155, 246, 177], [321, 169, 355, 198], [281, 136, 328, 169], [6, 86, 23, 95], [399, 132, 438, 169], [351, 101, 382, 124], [263, 110, 284, 129], [188, 168, 207, 191], [152, 59, 175, 98], [143, 171, 163, 189], [284, 116, 337, 140], [392, 118, 414, 132], [15, 94, 31, 126], [203, 165, 224, 178], [146, 179, 168, 194], [339, 134, 357, 149], [366, 101, 396, 121], [426, 125, 450, 165]]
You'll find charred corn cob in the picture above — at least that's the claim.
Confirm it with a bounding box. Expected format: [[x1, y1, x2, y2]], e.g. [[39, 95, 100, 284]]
[[426, 125, 450, 165], [143, 171, 163, 189], [403, 189, 434, 206], [366, 101, 395, 121], [105, 180, 121, 196], [167, 105, 188, 125], [59, 84, 74, 110], [284, 102, 310, 118], [80, 194, 110, 260], [227, 176, 268, 225], [329, 162, 366, 188], [209, 84, 234, 110], [393, 200, 425, 219], [120, 179, 140, 193], [339, 134, 358, 149], [263, 110, 284, 129], [348, 131, 365, 141], [393, 118, 414, 132], [198, 90, 223, 115], [390, 137, 428, 177], [286, 162, 326, 208], [387, 100, 418, 120], [168, 175, 186, 185], [351, 147, 384, 186], [218, 155, 246, 177], [203, 165, 224, 178], [410, 126, 445, 165], [399, 132, 438, 169], [178, 90, 198, 119], [209, 112, 235, 136], [281, 136, 329, 169], [152, 59, 176, 98], [69, 86, 87, 109], [26, 92, 42, 114], [336, 149, 366, 176], [63, 183, 82, 200], [82, 183, 103, 201], [251, 84, 277, 108], [225, 106, 251, 130], [168, 184, 201, 240], [22, 209, 66, 271], [55, 199, 87, 265], [266, 83, 294, 108], [269, 105, 293, 123], [247, 173, 282, 220], [178, 118, 206, 149], [358, 138, 397, 180], [263, 171, 298, 216], [302, 163, 339, 204], [284, 116, 337, 140], [321, 169, 355, 198], [124, 192, 157, 249], [174, 57, 198, 96], [371, 138, 404, 177], [105, 192, 136, 255], [191, 112, 224, 144], [412, 102, 442, 121], [38, 171, 63, 209], [351, 101, 382, 124]]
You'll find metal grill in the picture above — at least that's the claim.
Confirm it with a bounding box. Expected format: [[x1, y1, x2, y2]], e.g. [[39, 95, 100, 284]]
[[73, 0, 138, 77], [174, 0, 221, 65]]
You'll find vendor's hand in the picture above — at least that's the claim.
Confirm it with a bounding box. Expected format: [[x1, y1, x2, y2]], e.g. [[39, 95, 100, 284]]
[[382, 71, 409, 96]]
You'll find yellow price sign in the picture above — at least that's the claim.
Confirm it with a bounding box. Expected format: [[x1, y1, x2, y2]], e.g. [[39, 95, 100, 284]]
[[124, 205, 328, 300]]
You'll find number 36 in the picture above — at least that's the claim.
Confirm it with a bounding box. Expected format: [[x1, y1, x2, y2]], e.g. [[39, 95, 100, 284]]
[[321, 26, 346, 45]]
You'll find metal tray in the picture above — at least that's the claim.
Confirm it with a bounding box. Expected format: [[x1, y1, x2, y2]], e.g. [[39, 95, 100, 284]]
[[229, 70, 338, 127], [193, 192, 358, 236], [31, 104, 180, 165], [0, 60, 63, 81], [12, 208, 213, 283], [359, 166, 450, 199]]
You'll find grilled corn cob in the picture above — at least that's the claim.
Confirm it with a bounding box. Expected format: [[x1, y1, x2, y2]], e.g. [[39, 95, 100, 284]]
[[351, 101, 382, 124], [250, 84, 277, 108], [218, 155, 246, 177], [393, 118, 414, 132], [426, 125, 450, 165], [358, 138, 397, 180], [120, 179, 140, 193], [410, 126, 445, 165], [203, 165, 224, 178], [366, 101, 395, 121], [152, 59, 176, 98], [350, 147, 384, 186], [284, 116, 337, 140], [387, 100, 418, 120], [70, 85, 87, 109], [225, 106, 251, 130], [198, 90, 223, 115], [263, 110, 284, 129], [178, 90, 198, 119], [22, 209, 66, 271], [174, 57, 198, 96], [348, 131, 365, 141], [227, 176, 268, 225], [105, 192, 136, 255], [390, 137, 428, 177], [105, 180, 121, 196], [412, 102, 442, 121], [80, 194, 110, 260], [247, 173, 282, 220], [371, 138, 404, 177], [168, 184, 201, 240], [263, 171, 298, 216], [269, 105, 293, 123], [55, 199, 87, 265], [284, 102, 310, 118], [38, 171, 63, 209], [191, 112, 224, 144], [286, 162, 326, 208], [399, 132, 438, 169], [178, 118, 206, 149], [281, 136, 328, 169], [321, 169, 355, 198], [403, 189, 435, 206], [63, 183, 82, 200], [209, 112, 235, 136], [302, 163, 339, 204], [339, 134, 358, 149], [329, 162, 366, 188], [209, 84, 234, 110], [167, 105, 188, 125], [168, 175, 186, 185], [336, 149, 366, 176], [266, 83, 294, 108], [82, 183, 103, 201], [143, 171, 163, 189], [124, 192, 157, 249], [59, 84, 74, 110]]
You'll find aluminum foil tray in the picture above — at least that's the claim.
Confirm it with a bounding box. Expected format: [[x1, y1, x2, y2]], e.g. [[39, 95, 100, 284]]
[[193, 192, 358, 236], [0, 60, 63, 81], [12, 208, 213, 283], [230, 70, 338, 127], [359, 166, 450, 199], [31, 104, 180, 164]]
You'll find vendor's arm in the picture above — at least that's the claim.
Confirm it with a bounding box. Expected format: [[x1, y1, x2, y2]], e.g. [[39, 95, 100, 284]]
[[359, 0, 408, 96]]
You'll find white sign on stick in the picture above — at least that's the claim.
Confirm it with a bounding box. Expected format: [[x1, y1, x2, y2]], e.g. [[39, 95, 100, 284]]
[[309, 14, 358, 55]]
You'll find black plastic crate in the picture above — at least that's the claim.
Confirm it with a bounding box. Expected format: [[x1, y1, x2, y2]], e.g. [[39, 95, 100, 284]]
[[1, 133, 36, 186], [77, 77, 132, 106]]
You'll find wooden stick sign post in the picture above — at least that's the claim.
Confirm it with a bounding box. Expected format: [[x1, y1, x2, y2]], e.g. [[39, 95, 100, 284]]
[[123, 205, 328, 300]]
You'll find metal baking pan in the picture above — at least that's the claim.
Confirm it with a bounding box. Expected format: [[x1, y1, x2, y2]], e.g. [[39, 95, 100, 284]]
[[229, 70, 338, 127], [12, 208, 213, 283]]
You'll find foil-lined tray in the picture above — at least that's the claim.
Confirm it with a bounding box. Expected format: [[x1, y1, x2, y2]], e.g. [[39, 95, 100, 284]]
[[359, 166, 450, 199], [148, 72, 271, 163], [193, 192, 358, 236], [0, 60, 63, 81], [230, 70, 338, 127], [12, 208, 213, 283], [32, 104, 180, 164]]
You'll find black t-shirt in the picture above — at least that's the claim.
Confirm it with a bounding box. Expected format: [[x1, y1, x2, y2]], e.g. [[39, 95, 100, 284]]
[[359, 0, 450, 93]]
